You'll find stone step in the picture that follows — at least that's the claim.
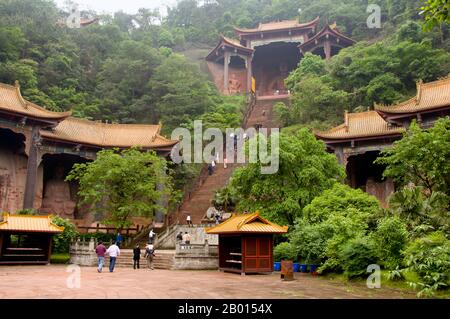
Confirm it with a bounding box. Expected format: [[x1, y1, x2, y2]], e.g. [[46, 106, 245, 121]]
[[102, 250, 175, 269]]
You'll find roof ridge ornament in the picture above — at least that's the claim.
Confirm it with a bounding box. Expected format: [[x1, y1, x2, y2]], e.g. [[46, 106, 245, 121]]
[[344, 110, 349, 132], [14, 80, 28, 109], [416, 79, 423, 105]]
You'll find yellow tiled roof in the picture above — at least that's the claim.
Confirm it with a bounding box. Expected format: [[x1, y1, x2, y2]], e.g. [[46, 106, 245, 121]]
[[205, 212, 288, 234], [40, 117, 178, 149], [300, 24, 355, 50], [0, 83, 71, 120], [0, 214, 64, 233], [315, 111, 404, 140], [234, 17, 319, 34], [222, 36, 252, 51], [375, 77, 450, 114]]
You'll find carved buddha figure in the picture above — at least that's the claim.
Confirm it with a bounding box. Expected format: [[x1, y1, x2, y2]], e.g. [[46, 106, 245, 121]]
[[41, 166, 76, 218], [228, 73, 241, 94]]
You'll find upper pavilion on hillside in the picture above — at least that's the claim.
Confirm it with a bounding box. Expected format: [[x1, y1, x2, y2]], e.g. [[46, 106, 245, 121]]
[[206, 17, 355, 97]]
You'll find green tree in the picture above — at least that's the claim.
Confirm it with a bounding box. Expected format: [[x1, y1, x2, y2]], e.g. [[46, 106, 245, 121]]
[[421, 0, 450, 31], [289, 184, 380, 270], [285, 52, 327, 91], [230, 130, 345, 226], [288, 75, 350, 124], [372, 216, 409, 269], [52, 216, 79, 253], [404, 231, 450, 297], [0, 27, 27, 61], [66, 148, 176, 230], [376, 118, 450, 195]]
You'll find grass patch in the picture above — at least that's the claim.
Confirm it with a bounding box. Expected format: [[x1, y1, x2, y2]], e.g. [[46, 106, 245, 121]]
[[50, 253, 70, 264]]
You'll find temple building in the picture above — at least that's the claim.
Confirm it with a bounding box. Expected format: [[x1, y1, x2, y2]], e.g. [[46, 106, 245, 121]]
[[316, 77, 450, 204], [206, 18, 355, 96], [0, 81, 177, 227]]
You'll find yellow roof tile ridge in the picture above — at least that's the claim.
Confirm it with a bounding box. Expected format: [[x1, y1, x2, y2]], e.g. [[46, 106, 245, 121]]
[[236, 212, 261, 229], [374, 96, 417, 112]]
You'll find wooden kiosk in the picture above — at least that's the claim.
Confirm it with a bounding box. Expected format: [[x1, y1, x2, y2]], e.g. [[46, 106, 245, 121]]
[[206, 212, 288, 275], [0, 214, 64, 265]]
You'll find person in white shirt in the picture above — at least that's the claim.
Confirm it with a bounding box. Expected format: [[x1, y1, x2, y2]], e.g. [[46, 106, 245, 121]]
[[182, 232, 191, 245], [144, 244, 155, 270], [148, 229, 155, 244], [186, 214, 193, 227], [106, 241, 121, 273]]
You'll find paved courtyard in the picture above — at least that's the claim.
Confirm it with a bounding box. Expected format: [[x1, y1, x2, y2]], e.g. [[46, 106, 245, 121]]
[[0, 265, 416, 299]]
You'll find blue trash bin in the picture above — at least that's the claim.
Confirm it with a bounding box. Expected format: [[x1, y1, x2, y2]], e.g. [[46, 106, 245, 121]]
[[310, 264, 318, 273], [273, 262, 281, 271], [293, 263, 300, 272], [300, 264, 308, 273]]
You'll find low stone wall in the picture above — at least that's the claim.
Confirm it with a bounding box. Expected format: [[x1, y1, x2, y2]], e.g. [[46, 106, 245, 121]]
[[157, 225, 218, 249], [69, 237, 97, 266], [172, 241, 219, 270]]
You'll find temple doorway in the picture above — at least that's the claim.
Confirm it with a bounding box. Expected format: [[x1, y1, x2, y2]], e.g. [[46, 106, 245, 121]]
[[252, 42, 301, 96], [346, 151, 395, 205], [0, 128, 27, 212], [311, 45, 343, 59], [40, 154, 89, 219]]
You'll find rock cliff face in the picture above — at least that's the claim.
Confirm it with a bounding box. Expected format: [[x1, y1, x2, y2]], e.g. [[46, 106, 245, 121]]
[[0, 148, 43, 212]]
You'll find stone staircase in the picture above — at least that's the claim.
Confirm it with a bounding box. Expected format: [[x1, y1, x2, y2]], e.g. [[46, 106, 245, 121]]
[[246, 95, 288, 130], [169, 95, 286, 229], [103, 249, 175, 269], [176, 164, 236, 225]]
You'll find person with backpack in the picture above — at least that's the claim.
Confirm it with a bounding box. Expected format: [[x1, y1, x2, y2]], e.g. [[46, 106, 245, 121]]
[[144, 244, 155, 270], [133, 244, 141, 270]]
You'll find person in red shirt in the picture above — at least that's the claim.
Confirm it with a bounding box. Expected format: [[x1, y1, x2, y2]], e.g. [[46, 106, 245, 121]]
[[95, 241, 107, 273]]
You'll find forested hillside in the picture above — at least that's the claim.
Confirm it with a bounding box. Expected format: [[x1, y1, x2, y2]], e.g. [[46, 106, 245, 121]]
[[0, 0, 244, 134], [0, 0, 449, 132]]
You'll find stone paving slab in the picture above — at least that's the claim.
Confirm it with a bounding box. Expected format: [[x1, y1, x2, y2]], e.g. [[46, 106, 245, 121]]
[[0, 265, 416, 299]]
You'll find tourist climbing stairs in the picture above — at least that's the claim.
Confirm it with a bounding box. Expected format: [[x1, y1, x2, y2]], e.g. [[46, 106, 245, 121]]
[[167, 95, 286, 230], [103, 249, 175, 270]]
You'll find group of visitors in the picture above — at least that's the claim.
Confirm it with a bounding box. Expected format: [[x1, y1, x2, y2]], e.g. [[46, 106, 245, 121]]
[[133, 243, 156, 270], [176, 231, 191, 245], [95, 229, 157, 272], [95, 241, 120, 273]]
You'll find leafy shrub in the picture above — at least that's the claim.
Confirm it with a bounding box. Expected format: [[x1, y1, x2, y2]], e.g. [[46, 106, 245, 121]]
[[50, 253, 70, 264], [404, 232, 450, 297], [274, 242, 298, 262], [302, 184, 380, 225], [290, 219, 333, 264], [79, 232, 116, 245], [15, 208, 38, 215], [373, 216, 409, 269], [52, 216, 79, 253], [319, 208, 371, 273], [339, 236, 378, 278]]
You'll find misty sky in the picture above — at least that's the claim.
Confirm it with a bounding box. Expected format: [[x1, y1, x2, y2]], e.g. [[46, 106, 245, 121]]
[[54, 0, 178, 15]]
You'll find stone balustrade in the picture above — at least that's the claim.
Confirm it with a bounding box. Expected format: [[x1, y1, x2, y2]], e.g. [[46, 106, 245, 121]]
[[69, 237, 98, 266], [173, 239, 219, 270]]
